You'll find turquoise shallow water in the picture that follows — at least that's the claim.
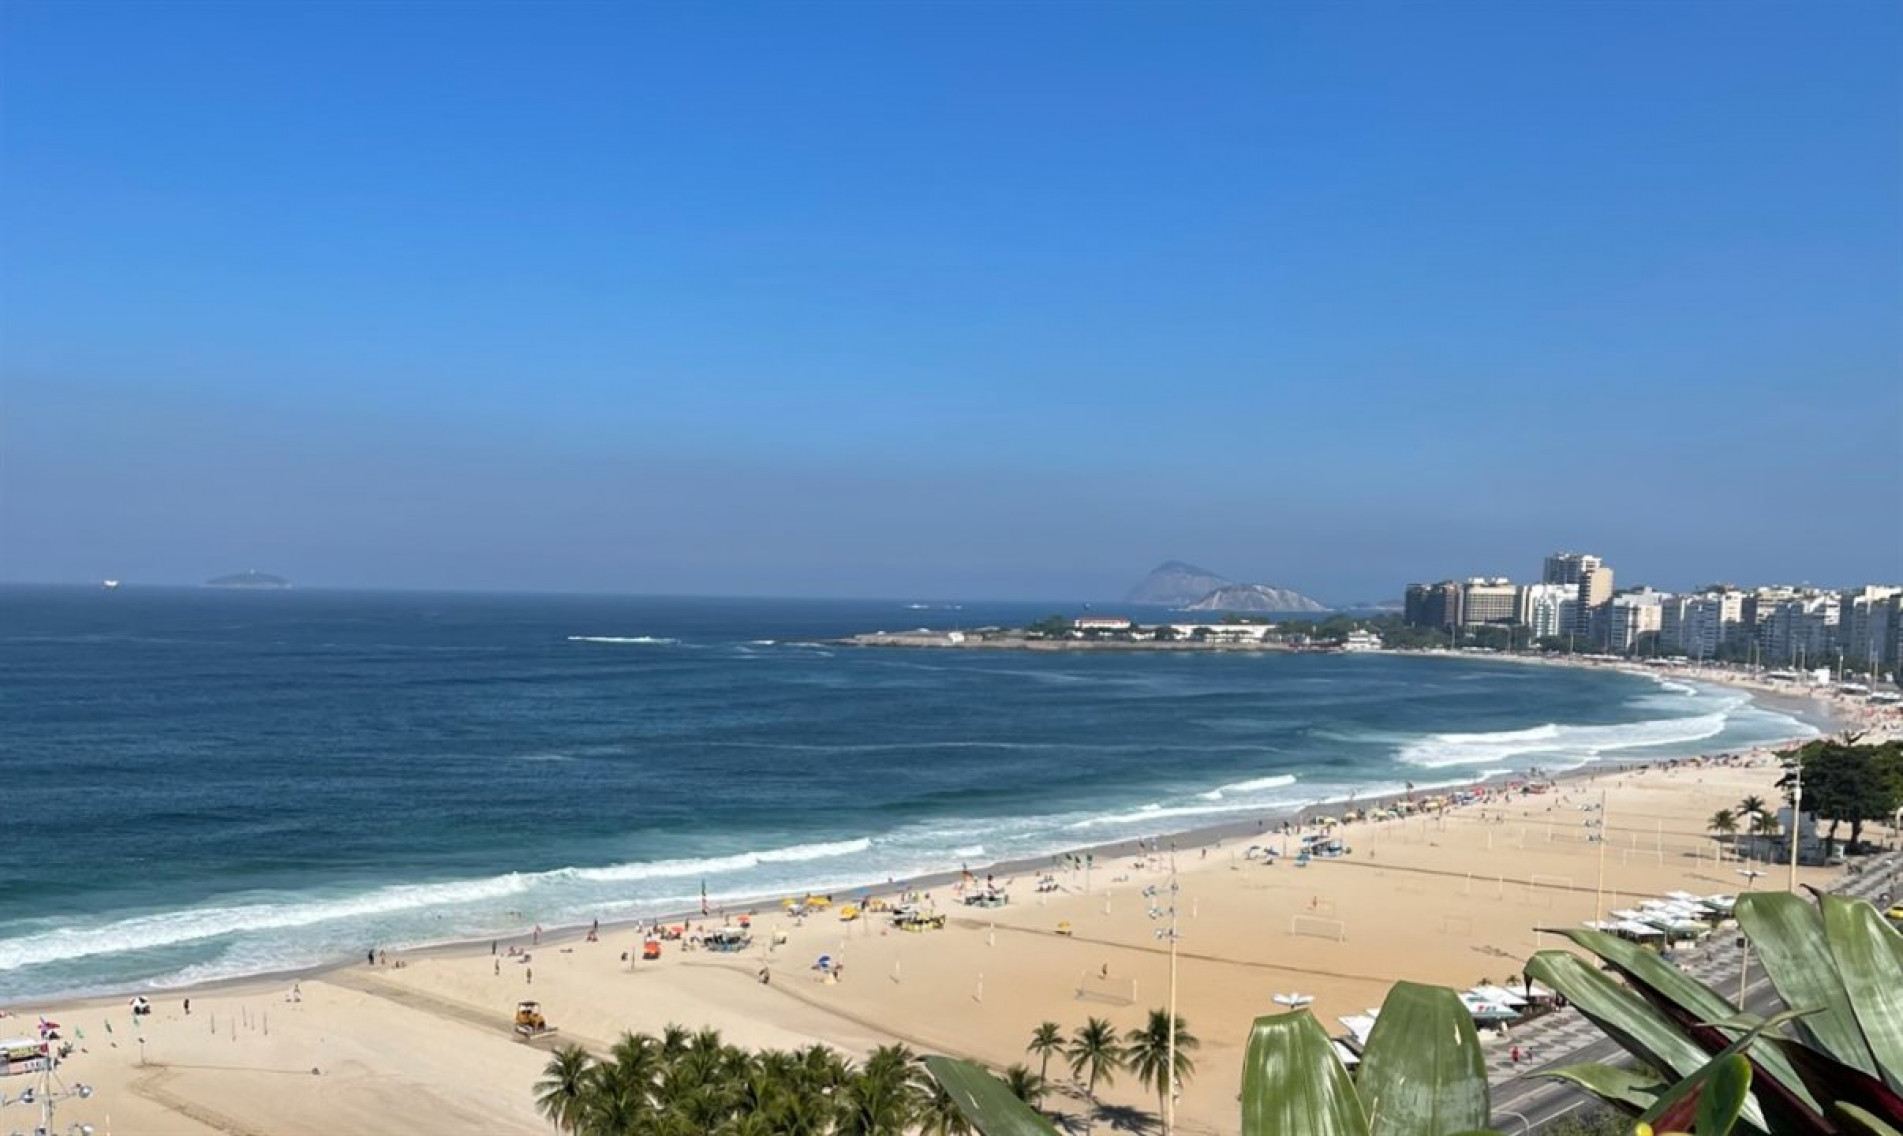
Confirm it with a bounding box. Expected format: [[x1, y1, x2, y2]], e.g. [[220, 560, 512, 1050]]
[[0, 587, 1815, 1001]]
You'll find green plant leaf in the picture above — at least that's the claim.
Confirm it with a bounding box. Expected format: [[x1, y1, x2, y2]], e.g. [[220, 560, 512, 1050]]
[[1821, 895, 1903, 1095], [1832, 1102, 1903, 1136], [1760, 1036, 1903, 1131], [1525, 952, 1769, 1133], [1355, 981, 1489, 1136], [1693, 1054, 1753, 1136], [1241, 1010, 1369, 1136], [1549, 926, 1820, 1117], [1734, 892, 1879, 1076], [919, 1055, 1059, 1136], [1533, 1062, 1667, 1113], [1635, 1009, 1812, 1135]]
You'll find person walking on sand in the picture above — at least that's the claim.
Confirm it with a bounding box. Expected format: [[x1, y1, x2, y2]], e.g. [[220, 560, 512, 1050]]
[[494, 958, 500, 977], [526, 967, 533, 985]]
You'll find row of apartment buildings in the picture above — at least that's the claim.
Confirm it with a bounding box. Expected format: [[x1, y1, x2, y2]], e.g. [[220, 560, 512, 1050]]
[[1404, 552, 1903, 671]]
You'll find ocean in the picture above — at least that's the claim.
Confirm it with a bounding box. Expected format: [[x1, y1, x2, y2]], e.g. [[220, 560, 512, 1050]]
[[0, 586, 1818, 1003]]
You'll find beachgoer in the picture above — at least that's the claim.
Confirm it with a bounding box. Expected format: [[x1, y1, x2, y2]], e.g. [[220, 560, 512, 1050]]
[[526, 967, 533, 985], [184, 998, 191, 1016], [591, 918, 599, 935], [533, 925, 541, 945], [367, 949, 375, 966], [494, 959, 500, 977], [378, 950, 387, 966], [1100, 962, 1109, 979], [1510, 1045, 1520, 1065], [491, 940, 497, 956]]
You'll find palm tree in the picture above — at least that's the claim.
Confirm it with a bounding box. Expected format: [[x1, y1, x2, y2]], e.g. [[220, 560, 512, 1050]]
[[1708, 808, 1738, 845], [1752, 811, 1781, 837], [1000, 1063, 1047, 1107], [1124, 1008, 1199, 1122], [1739, 793, 1768, 818], [533, 1044, 596, 1133], [660, 1022, 692, 1060], [1026, 1021, 1065, 1084], [916, 1073, 974, 1135], [1065, 1016, 1126, 1104], [838, 1043, 924, 1135]]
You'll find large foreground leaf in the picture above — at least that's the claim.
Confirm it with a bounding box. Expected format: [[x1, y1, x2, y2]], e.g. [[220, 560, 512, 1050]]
[[1525, 952, 1769, 1133], [1242, 1010, 1368, 1136], [1636, 1012, 1811, 1136], [1735, 892, 1878, 1076], [1356, 981, 1489, 1136], [1535, 1062, 1667, 1114], [1550, 925, 1819, 1119], [1762, 1037, 1903, 1132], [920, 1056, 1059, 1136], [1832, 1102, 1903, 1136], [1821, 895, 1903, 1095]]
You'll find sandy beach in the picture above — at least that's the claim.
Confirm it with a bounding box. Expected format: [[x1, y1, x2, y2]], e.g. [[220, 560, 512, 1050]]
[[10, 670, 1898, 1136]]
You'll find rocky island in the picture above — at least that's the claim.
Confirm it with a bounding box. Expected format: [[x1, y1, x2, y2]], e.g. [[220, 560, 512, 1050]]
[[1125, 560, 1328, 613]]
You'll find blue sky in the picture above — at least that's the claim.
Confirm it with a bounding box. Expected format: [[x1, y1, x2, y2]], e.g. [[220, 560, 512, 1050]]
[[3, 1, 1898, 601]]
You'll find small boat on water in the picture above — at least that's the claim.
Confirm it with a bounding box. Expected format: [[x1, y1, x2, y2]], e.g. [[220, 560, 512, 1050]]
[[102, 579, 121, 590]]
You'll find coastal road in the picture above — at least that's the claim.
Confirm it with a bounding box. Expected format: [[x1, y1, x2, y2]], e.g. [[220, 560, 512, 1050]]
[[1489, 850, 1899, 1133]]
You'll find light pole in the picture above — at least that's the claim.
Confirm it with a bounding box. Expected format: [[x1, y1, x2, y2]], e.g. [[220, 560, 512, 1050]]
[[1737, 867, 1765, 1007], [1145, 847, 1182, 1136], [1788, 760, 1804, 893]]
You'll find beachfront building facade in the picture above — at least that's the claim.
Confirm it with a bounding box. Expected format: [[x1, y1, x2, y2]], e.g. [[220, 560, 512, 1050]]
[[1073, 616, 1134, 633], [1459, 577, 1518, 627], [1840, 586, 1902, 672], [1754, 590, 1841, 667], [1520, 583, 1572, 641], [1604, 589, 1667, 653], [1543, 551, 1615, 643], [1679, 590, 1747, 661], [1403, 581, 1464, 631]]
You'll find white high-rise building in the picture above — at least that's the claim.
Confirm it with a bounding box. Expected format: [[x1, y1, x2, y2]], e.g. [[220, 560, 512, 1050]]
[[1840, 587, 1902, 671], [1758, 592, 1840, 666], [1605, 590, 1667, 653], [1520, 583, 1572, 641], [1543, 552, 1614, 642], [1682, 591, 1746, 661]]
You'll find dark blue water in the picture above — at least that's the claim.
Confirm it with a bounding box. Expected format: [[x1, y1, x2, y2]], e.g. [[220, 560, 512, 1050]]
[[0, 586, 1811, 1001]]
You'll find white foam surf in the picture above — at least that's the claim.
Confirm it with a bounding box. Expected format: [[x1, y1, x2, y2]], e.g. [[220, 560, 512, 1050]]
[[566, 635, 678, 645], [0, 837, 871, 974], [1199, 773, 1298, 801], [1397, 712, 1728, 768]]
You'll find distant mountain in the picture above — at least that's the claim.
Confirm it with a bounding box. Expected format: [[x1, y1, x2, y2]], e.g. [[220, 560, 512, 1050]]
[[1124, 561, 1234, 606], [1182, 583, 1329, 613], [205, 570, 290, 589]]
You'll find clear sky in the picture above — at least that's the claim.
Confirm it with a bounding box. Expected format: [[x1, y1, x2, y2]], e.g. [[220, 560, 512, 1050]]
[[2, 1, 1899, 602]]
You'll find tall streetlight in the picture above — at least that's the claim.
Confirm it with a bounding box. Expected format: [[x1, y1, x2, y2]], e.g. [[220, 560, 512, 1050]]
[[1788, 759, 1804, 893], [1145, 847, 1182, 1136]]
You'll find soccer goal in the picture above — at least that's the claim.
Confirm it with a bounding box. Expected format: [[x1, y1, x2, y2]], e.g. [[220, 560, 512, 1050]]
[[1074, 971, 1138, 1005], [1288, 915, 1346, 942]]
